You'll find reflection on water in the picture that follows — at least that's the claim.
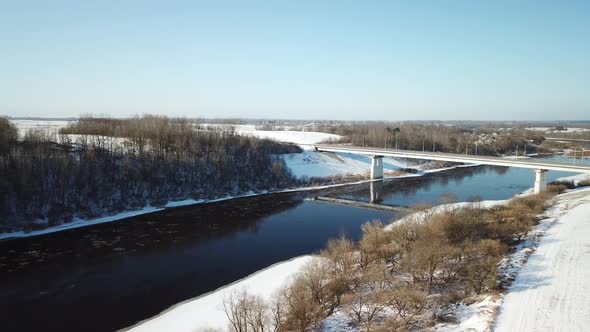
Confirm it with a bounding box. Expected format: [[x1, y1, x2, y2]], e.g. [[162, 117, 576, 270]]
[[0, 160, 581, 332], [370, 180, 383, 203], [341, 164, 578, 207]]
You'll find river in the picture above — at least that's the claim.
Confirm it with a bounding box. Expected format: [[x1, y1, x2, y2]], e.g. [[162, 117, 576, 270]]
[[0, 158, 584, 332]]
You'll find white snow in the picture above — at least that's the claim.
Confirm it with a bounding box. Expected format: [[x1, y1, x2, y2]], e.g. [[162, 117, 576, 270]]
[[494, 188, 590, 331], [436, 296, 502, 332], [384, 199, 510, 231], [555, 172, 590, 185], [526, 127, 590, 133], [11, 119, 73, 137], [283, 151, 415, 178], [204, 124, 342, 147], [0, 206, 163, 240], [127, 256, 317, 332], [321, 310, 356, 332]]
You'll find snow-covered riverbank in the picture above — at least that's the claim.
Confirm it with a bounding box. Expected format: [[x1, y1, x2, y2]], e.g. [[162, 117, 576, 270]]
[[126, 256, 316, 332], [126, 183, 590, 332], [0, 160, 468, 241], [494, 187, 590, 331]]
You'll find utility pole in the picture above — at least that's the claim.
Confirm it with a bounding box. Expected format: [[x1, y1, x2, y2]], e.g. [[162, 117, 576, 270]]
[[524, 143, 527, 157], [515, 145, 519, 158]]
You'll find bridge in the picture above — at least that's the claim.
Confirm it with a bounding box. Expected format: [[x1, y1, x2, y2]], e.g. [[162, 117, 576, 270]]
[[313, 144, 590, 194]]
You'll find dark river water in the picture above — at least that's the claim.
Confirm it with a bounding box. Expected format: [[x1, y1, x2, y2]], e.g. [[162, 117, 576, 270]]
[[0, 158, 582, 332]]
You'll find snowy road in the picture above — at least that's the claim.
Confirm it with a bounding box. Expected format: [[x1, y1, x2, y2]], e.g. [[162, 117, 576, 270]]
[[495, 190, 590, 332]]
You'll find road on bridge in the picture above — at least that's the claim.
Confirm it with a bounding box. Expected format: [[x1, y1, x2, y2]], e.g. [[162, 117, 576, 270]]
[[313, 144, 590, 173]]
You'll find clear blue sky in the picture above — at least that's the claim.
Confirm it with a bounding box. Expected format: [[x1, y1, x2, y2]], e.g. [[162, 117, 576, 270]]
[[1, 0, 589, 120]]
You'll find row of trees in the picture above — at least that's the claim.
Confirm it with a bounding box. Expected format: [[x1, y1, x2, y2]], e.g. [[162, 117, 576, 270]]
[[0, 116, 301, 232], [316, 122, 546, 156], [221, 191, 556, 331]]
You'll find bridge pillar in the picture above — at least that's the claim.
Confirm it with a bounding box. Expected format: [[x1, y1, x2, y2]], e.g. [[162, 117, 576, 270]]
[[371, 156, 384, 180], [534, 169, 548, 194], [370, 180, 383, 203]]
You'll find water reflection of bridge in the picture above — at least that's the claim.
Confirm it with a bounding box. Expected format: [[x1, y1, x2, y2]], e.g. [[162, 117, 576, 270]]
[[310, 181, 411, 213]]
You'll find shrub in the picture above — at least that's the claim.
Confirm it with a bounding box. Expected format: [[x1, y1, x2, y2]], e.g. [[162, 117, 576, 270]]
[[401, 227, 454, 293], [549, 180, 575, 189], [547, 184, 568, 194], [431, 208, 486, 245], [281, 276, 323, 332], [489, 207, 535, 243], [359, 220, 400, 268], [388, 288, 428, 326], [223, 289, 275, 332], [462, 240, 505, 294], [508, 194, 551, 216]]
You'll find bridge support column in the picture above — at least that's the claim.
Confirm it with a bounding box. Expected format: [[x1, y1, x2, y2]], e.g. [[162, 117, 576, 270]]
[[534, 169, 548, 194], [370, 180, 383, 204], [371, 156, 384, 180]]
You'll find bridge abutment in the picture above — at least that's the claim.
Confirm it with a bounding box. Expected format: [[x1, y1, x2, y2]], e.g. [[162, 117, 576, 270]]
[[534, 169, 548, 194], [371, 156, 384, 180]]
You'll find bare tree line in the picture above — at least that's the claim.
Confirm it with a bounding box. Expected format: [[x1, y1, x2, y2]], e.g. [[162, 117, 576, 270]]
[[0, 116, 301, 233], [314, 122, 546, 156]]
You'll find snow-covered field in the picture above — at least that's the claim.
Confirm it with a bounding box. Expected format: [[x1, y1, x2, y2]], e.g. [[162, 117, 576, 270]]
[[526, 126, 590, 133], [127, 256, 316, 332], [11, 119, 73, 137], [494, 188, 590, 331], [283, 151, 417, 178], [235, 124, 341, 146], [203, 124, 342, 146]]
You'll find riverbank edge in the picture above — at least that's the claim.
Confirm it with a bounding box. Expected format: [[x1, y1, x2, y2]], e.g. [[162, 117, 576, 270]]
[[123, 255, 316, 332], [0, 163, 479, 241], [127, 181, 590, 332]]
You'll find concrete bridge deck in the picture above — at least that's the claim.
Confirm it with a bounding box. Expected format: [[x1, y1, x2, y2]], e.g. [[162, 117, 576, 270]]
[[313, 144, 590, 173]]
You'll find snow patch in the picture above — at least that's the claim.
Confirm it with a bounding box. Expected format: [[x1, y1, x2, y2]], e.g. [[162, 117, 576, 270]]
[[494, 188, 590, 331], [0, 206, 163, 240], [204, 124, 342, 147], [283, 151, 414, 179], [127, 256, 317, 332], [436, 296, 501, 332]]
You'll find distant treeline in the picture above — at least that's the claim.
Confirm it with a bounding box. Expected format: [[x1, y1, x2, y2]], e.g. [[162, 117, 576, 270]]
[[0, 116, 300, 233], [315, 123, 546, 155]]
